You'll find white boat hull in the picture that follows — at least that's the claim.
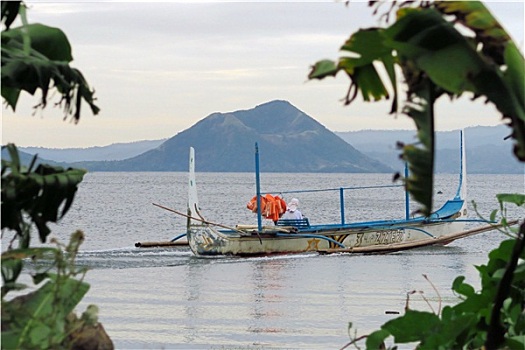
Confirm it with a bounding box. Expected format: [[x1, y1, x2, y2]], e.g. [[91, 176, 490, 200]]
[[185, 130, 471, 257], [187, 219, 466, 256]]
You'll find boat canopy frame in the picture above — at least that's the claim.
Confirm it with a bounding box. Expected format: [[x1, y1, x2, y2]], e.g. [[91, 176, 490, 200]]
[[252, 130, 466, 232]]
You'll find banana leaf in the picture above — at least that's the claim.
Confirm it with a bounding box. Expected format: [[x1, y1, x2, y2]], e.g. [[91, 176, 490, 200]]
[[1, 277, 89, 349]]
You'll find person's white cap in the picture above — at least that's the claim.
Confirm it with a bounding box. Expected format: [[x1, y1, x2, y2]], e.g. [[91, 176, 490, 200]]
[[287, 198, 299, 212]]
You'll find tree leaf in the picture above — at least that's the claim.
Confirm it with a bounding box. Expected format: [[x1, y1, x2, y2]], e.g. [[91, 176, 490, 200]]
[[1, 85, 21, 110], [3, 278, 89, 349], [308, 59, 338, 79], [1, 1, 21, 30], [496, 193, 525, 207], [452, 276, 476, 297], [2, 26, 99, 121], [365, 329, 390, 349], [382, 310, 441, 343], [353, 64, 390, 101], [505, 336, 525, 350], [2, 23, 72, 62]]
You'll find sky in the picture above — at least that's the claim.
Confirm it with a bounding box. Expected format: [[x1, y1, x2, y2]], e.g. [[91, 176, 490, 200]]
[[2, 1, 524, 148]]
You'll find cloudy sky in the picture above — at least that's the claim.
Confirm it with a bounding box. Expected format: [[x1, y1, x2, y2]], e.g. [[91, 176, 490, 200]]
[[2, 1, 524, 148]]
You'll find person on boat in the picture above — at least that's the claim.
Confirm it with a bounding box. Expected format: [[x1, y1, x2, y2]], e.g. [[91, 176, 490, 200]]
[[280, 198, 303, 220]]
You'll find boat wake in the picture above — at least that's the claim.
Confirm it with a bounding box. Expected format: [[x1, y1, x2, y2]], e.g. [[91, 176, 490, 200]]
[[76, 246, 193, 270]]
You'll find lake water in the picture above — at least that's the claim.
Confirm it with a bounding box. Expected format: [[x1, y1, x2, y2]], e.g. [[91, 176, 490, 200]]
[[4, 172, 524, 349]]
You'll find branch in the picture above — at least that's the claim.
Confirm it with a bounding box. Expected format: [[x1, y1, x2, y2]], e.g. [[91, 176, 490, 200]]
[[485, 220, 525, 349]]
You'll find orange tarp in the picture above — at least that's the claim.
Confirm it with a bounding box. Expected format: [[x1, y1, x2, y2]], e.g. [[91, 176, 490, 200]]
[[247, 194, 286, 222]]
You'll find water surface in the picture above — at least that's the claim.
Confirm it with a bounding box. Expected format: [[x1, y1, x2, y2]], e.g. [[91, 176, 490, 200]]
[[4, 172, 524, 349]]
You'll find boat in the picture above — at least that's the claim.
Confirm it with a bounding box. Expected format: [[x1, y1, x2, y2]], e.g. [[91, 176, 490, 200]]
[[175, 131, 493, 256]]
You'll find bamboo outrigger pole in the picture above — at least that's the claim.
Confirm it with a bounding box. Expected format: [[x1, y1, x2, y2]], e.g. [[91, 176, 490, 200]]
[[153, 203, 245, 233], [153, 202, 264, 244]]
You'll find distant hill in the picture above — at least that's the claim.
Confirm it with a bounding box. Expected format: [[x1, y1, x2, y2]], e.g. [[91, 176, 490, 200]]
[[9, 103, 523, 174], [336, 125, 523, 174], [1, 147, 62, 168], [68, 100, 392, 173], [19, 139, 166, 162]]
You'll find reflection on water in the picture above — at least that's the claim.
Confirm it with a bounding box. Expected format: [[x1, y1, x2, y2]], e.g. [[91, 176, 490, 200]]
[[76, 238, 505, 349], [3, 172, 522, 349]]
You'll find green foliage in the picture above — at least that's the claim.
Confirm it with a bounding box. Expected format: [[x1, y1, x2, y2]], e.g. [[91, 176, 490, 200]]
[[313, 3, 525, 348], [1, 143, 87, 305], [1, 144, 87, 244], [309, 0, 525, 215], [1, 144, 94, 348], [1, 3, 110, 348], [343, 195, 524, 350], [1, 1, 99, 121], [1, 231, 90, 350]]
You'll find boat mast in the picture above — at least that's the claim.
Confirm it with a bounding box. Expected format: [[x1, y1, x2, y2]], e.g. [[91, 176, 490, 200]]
[[405, 162, 410, 220], [455, 129, 466, 200], [255, 143, 262, 232]]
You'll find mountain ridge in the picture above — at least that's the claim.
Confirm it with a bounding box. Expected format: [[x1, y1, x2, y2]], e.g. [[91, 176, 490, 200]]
[[9, 101, 523, 174], [57, 100, 392, 173], [18, 139, 167, 162], [335, 125, 522, 174]]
